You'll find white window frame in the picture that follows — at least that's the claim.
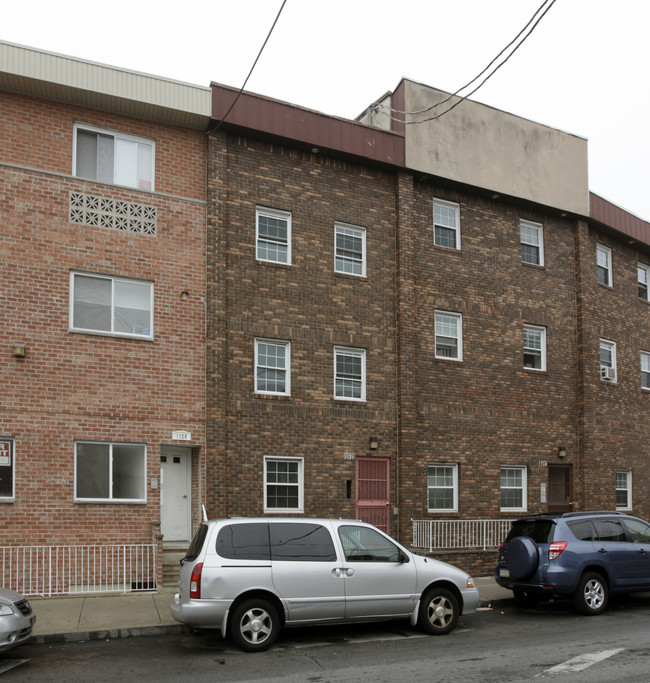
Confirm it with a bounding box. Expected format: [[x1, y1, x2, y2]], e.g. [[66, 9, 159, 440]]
[[334, 346, 366, 401], [70, 271, 154, 340], [616, 470, 632, 511], [334, 222, 366, 277], [641, 352, 650, 391], [427, 463, 458, 513], [73, 123, 155, 191], [638, 263, 650, 301], [256, 207, 292, 265], [433, 199, 461, 250], [0, 438, 15, 500], [523, 324, 547, 371], [520, 219, 544, 266], [435, 311, 463, 361], [500, 466, 528, 512], [600, 339, 617, 383], [597, 244, 612, 287], [255, 339, 291, 396], [74, 441, 147, 504], [264, 456, 304, 513]]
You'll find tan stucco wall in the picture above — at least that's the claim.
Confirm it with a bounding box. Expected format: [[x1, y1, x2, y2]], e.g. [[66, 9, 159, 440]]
[[395, 80, 589, 215]]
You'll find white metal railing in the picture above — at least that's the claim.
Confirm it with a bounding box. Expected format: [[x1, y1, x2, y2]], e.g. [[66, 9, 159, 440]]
[[0, 544, 157, 597], [412, 519, 513, 552]]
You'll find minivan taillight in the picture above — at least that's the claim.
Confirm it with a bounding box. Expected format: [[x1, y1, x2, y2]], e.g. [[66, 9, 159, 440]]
[[190, 562, 203, 599], [549, 541, 567, 560]]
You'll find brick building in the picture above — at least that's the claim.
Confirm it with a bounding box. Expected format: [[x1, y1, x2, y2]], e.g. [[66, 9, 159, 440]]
[[0, 43, 210, 588], [1, 43, 648, 583]]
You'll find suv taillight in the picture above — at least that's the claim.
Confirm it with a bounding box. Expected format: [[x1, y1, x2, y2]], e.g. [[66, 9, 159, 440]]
[[549, 541, 567, 560], [190, 562, 203, 599]]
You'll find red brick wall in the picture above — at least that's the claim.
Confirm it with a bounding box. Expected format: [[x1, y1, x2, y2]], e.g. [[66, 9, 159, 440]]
[[0, 93, 207, 545]]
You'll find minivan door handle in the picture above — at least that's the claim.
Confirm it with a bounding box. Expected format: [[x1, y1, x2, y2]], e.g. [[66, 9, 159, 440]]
[[332, 568, 342, 577], [598, 547, 607, 554]]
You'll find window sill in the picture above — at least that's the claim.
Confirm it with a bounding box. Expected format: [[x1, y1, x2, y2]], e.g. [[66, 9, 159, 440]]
[[0, 498, 15, 504], [74, 499, 147, 505], [333, 398, 367, 404], [521, 261, 545, 270], [597, 281, 614, 291], [433, 245, 462, 255], [256, 259, 292, 269], [69, 329, 154, 342], [334, 272, 368, 282], [255, 393, 291, 400]]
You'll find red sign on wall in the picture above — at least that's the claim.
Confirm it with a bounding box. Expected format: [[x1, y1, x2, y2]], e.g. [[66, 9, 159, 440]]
[[0, 441, 11, 466]]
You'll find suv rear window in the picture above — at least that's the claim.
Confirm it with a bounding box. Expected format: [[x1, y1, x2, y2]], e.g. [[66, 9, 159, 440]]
[[506, 519, 554, 544]]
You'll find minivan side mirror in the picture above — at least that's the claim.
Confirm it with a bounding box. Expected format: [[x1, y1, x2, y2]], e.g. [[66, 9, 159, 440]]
[[398, 551, 410, 563]]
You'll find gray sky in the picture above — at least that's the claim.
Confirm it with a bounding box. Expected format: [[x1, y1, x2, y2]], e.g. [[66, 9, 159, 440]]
[[3, 0, 649, 220]]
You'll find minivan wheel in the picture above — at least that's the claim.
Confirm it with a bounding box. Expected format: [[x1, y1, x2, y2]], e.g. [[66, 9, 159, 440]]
[[229, 598, 280, 652], [418, 587, 459, 635], [572, 572, 608, 615]]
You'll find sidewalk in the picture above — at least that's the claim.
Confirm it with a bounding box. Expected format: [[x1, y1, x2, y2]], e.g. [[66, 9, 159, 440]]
[[26, 577, 512, 643]]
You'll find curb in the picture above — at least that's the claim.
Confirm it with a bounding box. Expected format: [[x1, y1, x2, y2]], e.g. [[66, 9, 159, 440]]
[[30, 623, 190, 644]]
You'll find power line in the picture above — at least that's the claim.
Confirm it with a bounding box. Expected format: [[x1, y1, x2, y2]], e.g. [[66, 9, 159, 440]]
[[374, 0, 558, 125], [214, 0, 288, 131]]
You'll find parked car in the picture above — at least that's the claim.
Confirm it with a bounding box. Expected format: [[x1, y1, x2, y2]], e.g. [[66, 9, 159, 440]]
[[495, 511, 650, 614], [171, 518, 479, 651], [0, 587, 36, 653]]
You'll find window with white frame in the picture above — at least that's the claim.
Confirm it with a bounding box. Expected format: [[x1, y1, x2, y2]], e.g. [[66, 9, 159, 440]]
[[427, 464, 458, 512], [597, 244, 612, 286], [335, 223, 366, 276], [334, 347, 366, 401], [520, 220, 544, 266], [0, 439, 14, 499], [523, 324, 546, 371], [75, 441, 146, 502], [639, 263, 649, 300], [255, 339, 290, 395], [641, 352, 650, 390], [435, 311, 463, 360], [264, 456, 303, 512], [74, 124, 154, 191], [433, 199, 460, 250], [600, 339, 617, 383], [500, 466, 527, 511], [256, 207, 291, 265], [70, 272, 153, 339], [616, 470, 632, 511]]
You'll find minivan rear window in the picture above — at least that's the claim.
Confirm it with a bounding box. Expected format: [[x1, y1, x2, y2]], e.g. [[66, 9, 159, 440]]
[[185, 524, 208, 562], [270, 523, 337, 562], [506, 520, 554, 544], [217, 523, 270, 560]]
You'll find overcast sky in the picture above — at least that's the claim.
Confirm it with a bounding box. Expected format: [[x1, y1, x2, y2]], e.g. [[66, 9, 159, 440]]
[[3, 0, 649, 220]]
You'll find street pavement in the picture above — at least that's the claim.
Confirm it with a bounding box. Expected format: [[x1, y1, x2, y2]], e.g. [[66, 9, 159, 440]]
[[26, 576, 511, 644]]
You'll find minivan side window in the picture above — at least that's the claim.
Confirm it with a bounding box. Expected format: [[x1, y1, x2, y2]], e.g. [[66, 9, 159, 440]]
[[216, 523, 271, 560], [338, 525, 402, 562], [270, 523, 337, 562]]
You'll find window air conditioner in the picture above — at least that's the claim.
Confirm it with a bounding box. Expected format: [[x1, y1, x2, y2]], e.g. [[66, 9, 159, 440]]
[[601, 366, 616, 381]]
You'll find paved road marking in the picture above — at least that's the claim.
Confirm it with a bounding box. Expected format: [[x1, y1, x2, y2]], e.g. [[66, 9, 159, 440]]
[[541, 648, 624, 675], [0, 659, 30, 674]]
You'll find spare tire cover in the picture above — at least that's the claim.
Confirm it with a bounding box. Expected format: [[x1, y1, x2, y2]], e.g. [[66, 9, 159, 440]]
[[506, 536, 539, 581]]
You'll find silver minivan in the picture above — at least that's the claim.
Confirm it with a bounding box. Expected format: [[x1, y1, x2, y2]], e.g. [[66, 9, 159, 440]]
[[171, 518, 479, 651]]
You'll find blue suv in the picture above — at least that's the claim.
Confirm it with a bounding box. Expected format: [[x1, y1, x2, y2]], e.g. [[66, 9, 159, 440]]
[[495, 511, 650, 614]]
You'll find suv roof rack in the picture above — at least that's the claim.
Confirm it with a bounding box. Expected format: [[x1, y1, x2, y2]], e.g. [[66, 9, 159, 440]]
[[559, 510, 628, 518]]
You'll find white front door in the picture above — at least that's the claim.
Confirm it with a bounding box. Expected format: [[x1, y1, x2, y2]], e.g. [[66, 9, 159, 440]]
[[161, 446, 191, 541]]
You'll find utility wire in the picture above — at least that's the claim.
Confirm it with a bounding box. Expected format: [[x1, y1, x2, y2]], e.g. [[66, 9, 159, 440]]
[[374, 0, 558, 124], [214, 0, 288, 131]]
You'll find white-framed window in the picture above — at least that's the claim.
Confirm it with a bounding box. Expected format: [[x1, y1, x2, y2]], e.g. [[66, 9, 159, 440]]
[[520, 219, 544, 266], [616, 470, 632, 511], [641, 352, 650, 390], [500, 466, 527, 511], [70, 272, 154, 339], [255, 339, 290, 396], [523, 324, 546, 371], [74, 441, 146, 503], [264, 456, 304, 512], [334, 347, 366, 401], [256, 207, 291, 265], [433, 199, 460, 250], [435, 311, 463, 360], [597, 244, 612, 286], [427, 464, 458, 512], [600, 339, 617, 383], [638, 263, 649, 300], [73, 124, 154, 191], [335, 223, 366, 276], [0, 439, 15, 500]]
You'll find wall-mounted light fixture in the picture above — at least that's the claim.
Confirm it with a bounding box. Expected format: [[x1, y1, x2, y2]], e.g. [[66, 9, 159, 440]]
[[369, 436, 379, 450], [558, 446, 566, 459], [12, 344, 26, 358], [180, 291, 189, 300]]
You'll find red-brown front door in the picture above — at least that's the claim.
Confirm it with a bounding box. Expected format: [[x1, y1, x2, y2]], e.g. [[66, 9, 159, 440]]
[[356, 457, 390, 533], [548, 464, 572, 513]]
